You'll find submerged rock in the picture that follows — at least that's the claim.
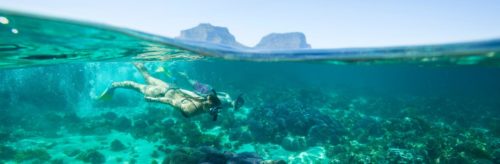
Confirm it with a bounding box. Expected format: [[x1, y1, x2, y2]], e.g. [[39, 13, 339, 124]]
[[229, 129, 253, 143], [307, 124, 341, 146], [284, 111, 316, 136], [493, 149, 500, 164], [208, 148, 264, 164], [262, 159, 287, 164], [162, 147, 203, 164], [63, 148, 81, 157], [14, 149, 51, 162], [62, 112, 82, 129], [50, 158, 65, 164], [101, 112, 118, 121], [110, 139, 127, 152], [0, 145, 16, 161], [77, 149, 105, 164], [131, 119, 149, 138], [227, 152, 263, 164], [386, 148, 424, 163], [79, 121, 110, 135], [248, 119, 281, 142], [162, 147, 273, 164], [113, 116, 132, 131], [281, 136, 308, 151], [199, 146, 227, 163], [353, 116, 383, 137], [0, 131, 11, 143]]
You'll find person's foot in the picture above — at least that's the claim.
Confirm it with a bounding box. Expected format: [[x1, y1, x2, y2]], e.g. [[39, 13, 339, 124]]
[[97, 88, 115, 101], [133, 62, 144, 67], [133, 62, 150, 73]]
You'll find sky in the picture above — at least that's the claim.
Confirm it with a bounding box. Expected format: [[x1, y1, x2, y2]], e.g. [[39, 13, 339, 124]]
[[1, 0, 500, 48]]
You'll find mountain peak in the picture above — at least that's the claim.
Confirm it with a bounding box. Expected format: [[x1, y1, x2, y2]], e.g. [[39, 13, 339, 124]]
[[177, 23, 246, 48], [177, 24, 311, 50], [255, 32, 311, 50]]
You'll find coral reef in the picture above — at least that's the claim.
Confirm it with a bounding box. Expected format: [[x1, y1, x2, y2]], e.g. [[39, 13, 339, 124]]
[[1, 80, 499, 163]]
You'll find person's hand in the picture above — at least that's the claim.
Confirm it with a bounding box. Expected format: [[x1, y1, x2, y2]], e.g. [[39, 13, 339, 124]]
[[144, 96, 154, 102], [133, 62, 144, 68], [178, 71, 188, 77]]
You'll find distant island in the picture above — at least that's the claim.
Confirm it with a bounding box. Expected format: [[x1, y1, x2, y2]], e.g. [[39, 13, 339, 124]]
[[177, 23, 311, 50]]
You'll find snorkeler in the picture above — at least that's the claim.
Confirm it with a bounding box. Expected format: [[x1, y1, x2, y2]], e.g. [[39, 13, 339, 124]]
[[98, 63, 244, 121]]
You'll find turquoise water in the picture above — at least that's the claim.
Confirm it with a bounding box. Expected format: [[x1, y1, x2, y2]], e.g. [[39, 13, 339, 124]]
[[1, 10, 500, 163]]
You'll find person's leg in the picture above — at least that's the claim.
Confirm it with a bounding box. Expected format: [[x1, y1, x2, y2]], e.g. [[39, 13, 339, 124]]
[[111, 81, 147, 92], [98, 81, 147, 100], [134, 63, 169, 87]]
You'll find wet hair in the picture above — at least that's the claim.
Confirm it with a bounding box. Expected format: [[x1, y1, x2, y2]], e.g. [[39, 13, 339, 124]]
[[207, 89, 221, 107]]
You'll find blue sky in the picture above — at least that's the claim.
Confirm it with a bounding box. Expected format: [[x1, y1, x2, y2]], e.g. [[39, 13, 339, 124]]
[[1, 0, 499, 48]]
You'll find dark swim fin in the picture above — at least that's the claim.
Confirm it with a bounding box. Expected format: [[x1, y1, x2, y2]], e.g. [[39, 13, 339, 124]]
[[234, 94, 245, 110]]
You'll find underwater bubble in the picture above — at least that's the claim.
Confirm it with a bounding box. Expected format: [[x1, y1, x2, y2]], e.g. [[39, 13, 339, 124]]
[[487, 52, 496, 58], [0, 16, 8, 24], [11, 28, 18, 34]]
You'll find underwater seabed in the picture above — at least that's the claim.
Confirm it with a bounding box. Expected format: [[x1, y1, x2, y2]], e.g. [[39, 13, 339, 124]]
[[1, 61, 500, 164]]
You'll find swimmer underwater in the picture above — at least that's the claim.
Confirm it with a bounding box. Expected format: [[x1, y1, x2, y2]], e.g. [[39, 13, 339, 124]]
[[98, 63, 244, 121]]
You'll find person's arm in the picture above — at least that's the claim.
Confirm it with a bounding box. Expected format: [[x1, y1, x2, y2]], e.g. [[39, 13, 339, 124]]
[[217, 92, 234, 109], [144, 96, 171, 104], [177, 72, 214, 95], [217, 92, 245, 110]]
